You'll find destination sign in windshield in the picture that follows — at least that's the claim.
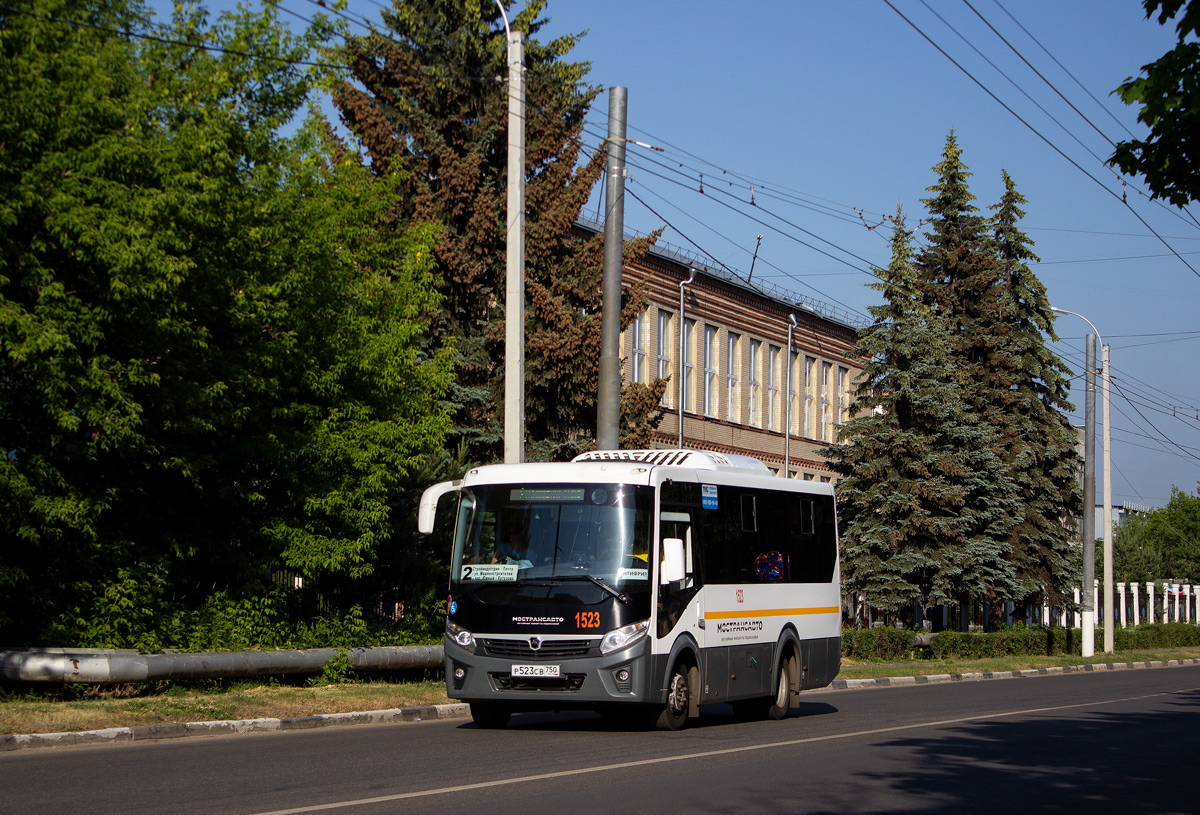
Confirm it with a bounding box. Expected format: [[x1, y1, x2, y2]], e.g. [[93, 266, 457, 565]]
[[509, 488, 586, 502]]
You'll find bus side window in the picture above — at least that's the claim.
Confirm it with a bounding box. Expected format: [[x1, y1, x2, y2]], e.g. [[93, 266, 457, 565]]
[[741, 494, 757, 532]]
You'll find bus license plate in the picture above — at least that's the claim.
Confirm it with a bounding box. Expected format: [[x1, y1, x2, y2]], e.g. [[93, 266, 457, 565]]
[[511, 664, 560, 678]]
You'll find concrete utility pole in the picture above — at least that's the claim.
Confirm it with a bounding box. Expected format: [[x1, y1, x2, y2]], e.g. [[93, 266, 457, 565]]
[[1053, 306, 1113, 654], [1081, 333, 1098, 657], [596, 86, 627, 451], [1102, 342, 1113, 651], [501, 11, 526, 464]]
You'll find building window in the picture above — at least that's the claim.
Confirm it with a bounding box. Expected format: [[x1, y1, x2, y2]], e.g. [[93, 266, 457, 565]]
[[703, 325, 718, 417], [682, 318, 695, 412], [821, 361, 832, 442], [726, 332, 740, 423], [749, 340, 761, 428], [630, 309, 646, 385], [837, 365, 849, 427], [787, 352, 796, 436], [767, 345, 780, 432], [657, 310, 672, 406], [804, 356, 815, 439]]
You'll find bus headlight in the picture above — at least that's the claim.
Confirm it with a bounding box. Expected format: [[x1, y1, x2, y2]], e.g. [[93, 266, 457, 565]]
[[446, 620, 476, 654], [599, 619, 649, 655]]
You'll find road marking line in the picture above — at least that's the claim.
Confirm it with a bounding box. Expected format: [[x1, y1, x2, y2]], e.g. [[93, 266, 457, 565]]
[[248, 686, 1200, 814]]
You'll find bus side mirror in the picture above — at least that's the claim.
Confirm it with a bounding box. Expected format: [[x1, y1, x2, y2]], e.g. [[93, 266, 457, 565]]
[[660, 537, 685, 585], [418, 479, 461, 535]]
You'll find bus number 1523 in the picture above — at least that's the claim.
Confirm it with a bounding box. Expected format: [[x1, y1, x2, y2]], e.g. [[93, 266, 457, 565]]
[[575, 611, 600, 629]]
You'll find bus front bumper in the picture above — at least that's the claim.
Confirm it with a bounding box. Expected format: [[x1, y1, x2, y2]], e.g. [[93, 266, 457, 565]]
[[444, 634, 653, 707]]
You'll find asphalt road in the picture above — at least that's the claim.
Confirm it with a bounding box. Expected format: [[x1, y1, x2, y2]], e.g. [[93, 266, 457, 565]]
[[4, 666, 1199, 815]]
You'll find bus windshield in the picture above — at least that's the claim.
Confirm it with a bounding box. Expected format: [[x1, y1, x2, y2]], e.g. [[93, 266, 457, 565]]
[[450, 483, 652, 588]]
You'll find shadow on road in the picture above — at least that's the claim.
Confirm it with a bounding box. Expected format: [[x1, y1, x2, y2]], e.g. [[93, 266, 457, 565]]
[[744, 687, 1200, 814], [454, 700, 840, 732]]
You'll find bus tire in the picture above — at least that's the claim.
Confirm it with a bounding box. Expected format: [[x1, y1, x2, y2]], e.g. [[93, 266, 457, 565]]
[[469, 702, 512, 729], [765, 659, 791, 720], [652, 661, 691, 731], [732, 660, 791, 721]]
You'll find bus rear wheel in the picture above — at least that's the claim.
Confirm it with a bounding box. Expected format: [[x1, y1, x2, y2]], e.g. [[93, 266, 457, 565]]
[[469, 702, 512, 729], [652, 662, 691, 731], [732, 660, 791, 721]]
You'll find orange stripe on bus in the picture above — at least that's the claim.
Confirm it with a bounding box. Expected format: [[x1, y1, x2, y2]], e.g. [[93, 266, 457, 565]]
[[705, 607, 839, 619]]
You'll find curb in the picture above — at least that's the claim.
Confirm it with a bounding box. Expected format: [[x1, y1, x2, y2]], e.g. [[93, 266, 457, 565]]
[[5, 659, 1200, 752], [0, 702, 471, 753], [828, 657, 1200, 691]]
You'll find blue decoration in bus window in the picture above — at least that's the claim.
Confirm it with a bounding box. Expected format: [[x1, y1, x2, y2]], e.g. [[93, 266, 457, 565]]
[[702, 484, 719, 510], [755, 551, 786, 583]]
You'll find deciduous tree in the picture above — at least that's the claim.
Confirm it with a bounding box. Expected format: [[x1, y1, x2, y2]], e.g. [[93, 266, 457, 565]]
[[1110, 0, 1200, 206], [0, 0, 453, 645]]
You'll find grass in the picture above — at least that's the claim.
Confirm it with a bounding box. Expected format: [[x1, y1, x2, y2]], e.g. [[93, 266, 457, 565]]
[[0, 678, 450, 736], [4, 647, 1200, 736]]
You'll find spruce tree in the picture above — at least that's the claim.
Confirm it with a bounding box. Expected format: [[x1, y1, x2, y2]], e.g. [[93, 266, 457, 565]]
[[911, 133, 1024, 619], [826, 211, 1019, 621], [334, 0, 662, 463], [831, 133, 1081, 628], [990, 172, 1082, 610]]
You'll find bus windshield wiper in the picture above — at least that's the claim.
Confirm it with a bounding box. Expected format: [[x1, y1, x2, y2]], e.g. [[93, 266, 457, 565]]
[[553, 574, 629, 603]]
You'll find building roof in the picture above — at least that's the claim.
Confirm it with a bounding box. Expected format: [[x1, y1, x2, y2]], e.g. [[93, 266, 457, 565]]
[[574, 216, 867, 331]]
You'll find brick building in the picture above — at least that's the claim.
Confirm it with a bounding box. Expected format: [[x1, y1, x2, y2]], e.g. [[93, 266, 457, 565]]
[[587, 220, 866, 481]]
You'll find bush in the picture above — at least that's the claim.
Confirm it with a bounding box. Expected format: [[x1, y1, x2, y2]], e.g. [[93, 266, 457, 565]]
[[842, 622, 1200, 662], [842, 626, 922, 661], [929, 627, 1076, 660], [1111, 622, 1200, 651]]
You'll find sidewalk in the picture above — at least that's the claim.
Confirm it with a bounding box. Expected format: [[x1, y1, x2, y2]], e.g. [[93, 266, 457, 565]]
[[4, 657, 1198, 752]]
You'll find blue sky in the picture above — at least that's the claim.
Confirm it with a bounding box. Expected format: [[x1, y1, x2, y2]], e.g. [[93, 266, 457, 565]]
[[153, 0, 1199, 508]]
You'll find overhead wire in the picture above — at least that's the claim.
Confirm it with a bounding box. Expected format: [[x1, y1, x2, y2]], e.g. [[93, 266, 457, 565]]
[[623, 186, 872, 322], [973, 0, 1200, 231], [881, 0, 1200, 280], [990, 0, 1137, 141], [920, 0, 1123, 180]]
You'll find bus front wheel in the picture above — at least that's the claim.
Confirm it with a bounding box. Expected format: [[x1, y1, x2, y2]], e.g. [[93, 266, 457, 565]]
[[652, 662, 691, 731]]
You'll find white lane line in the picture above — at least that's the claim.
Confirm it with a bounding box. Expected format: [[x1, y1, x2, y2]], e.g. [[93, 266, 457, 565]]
[[248, 686, 1200, 815]]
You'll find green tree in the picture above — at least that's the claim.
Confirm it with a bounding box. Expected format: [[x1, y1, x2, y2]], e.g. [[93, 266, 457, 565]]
[[0, 0, 452, 646], [826, 209, 1019, 622], [1110, 0, 1200, 206], [914, 134, 1080, 619], [1102, 486, 1200, 582], [1105, 518, 1167, 584], [989, 173, 1082, 609], [334, 0, 664, 465], [831, 134, 1079, 629], [912, 135, 1029, 617]]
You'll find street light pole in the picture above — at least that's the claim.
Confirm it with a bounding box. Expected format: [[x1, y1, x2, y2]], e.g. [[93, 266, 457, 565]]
[[1051, 306, 1113, 655]]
